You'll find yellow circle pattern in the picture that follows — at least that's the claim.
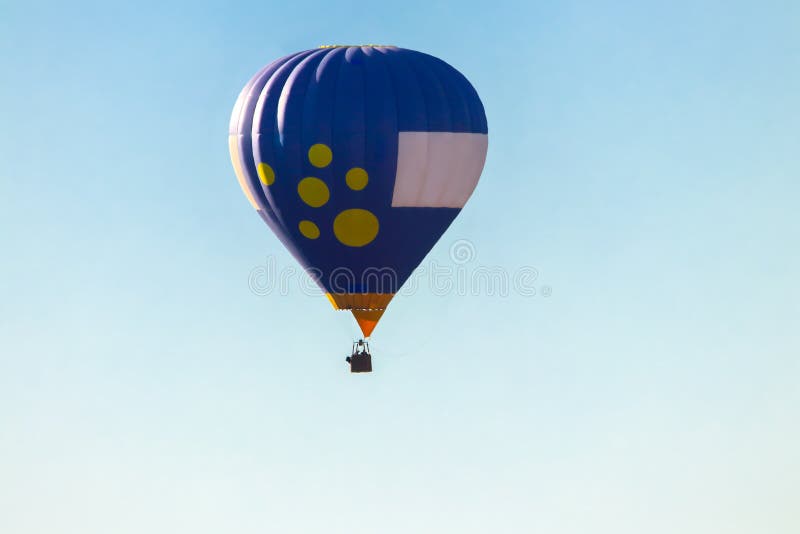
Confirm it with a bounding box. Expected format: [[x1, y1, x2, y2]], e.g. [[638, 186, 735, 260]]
[[298, 220, 320, 239], [308, 144, 332, 168], [297, 177, 330, 207], [261, 146, 380, 246], [333, 209, 379, 247], [257, 162, 275, 185], [345, 167, 368, 190]]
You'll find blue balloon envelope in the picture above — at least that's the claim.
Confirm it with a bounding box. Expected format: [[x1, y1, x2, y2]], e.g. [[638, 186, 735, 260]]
[[229, 46, 488, 336]]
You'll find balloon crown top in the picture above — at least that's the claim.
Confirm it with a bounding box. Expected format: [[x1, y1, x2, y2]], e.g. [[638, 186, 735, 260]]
[[318, 44, 397, 49]]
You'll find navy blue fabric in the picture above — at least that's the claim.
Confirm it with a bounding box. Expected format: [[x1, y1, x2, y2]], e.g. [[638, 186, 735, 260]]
[[231, 46, 487, 293]]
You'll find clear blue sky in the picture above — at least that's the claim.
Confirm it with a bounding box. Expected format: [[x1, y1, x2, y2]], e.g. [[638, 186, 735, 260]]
[[1, 1, 798, 532]]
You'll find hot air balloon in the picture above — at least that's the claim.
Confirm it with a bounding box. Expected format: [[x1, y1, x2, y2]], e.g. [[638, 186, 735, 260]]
[[228, 45, 488, 371]]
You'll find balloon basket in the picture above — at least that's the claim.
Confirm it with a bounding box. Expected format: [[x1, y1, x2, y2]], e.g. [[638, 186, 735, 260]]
[[346, 339, 373, 373]]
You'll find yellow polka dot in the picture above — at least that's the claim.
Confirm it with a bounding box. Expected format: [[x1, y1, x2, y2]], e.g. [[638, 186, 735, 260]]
[[257, 162, 275, 185], [297, 177, 330, 207], [308, 144, 332, 168], [345, 167, 368, 190], [298, 220, 320, 239], [333, 209, 379, 247]]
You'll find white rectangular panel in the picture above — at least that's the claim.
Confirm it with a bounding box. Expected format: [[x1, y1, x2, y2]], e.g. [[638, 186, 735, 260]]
[[391, 132, 488, 208]]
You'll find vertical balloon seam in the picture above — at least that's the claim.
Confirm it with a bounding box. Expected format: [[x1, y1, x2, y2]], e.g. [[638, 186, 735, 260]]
[[372, 47, 404, 277], [278, 50, 331, 273], [414, 56, 434, 209], [392, 50, 431, 207], [230, 67, 270, 211], [270, 52, 311, 235], [297, 48, 330, 265], [296, 45, 338, 274], [330, 46, 364, 273], [250, 53, 292, 230], [376, 47, 411, 213], [324, 47, 350, 300], [232, 56, 295, 223], [348, 47, 369, 294], [247, 52, 312, 233], [360, 47, 370, 252], [422, 55, 471, 207], [231, 53, 295, 135], [258, 52, 311, 241], [451, 61, 487, 133], [439, 55, 481, 206], [360, 48, 391, 303], [276, 50, 308, 241], [373, 47, 402, 217], [251, 57, 305, 224], [283, 48, 328, 240], [359, 47, 375, 291], [230, 62, 274, 135], [325, 46, 346, 232], [412, 53, 488, 210], [365, 47, 399, 273], [434, 54, 474, 123], [422, 52, 487, 134], [411, 51, 457, 206], [391, 49, 441, 292], [302, 48, 338, 287], [229, 73, 255, 135], [313, 48, 345, 301]]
